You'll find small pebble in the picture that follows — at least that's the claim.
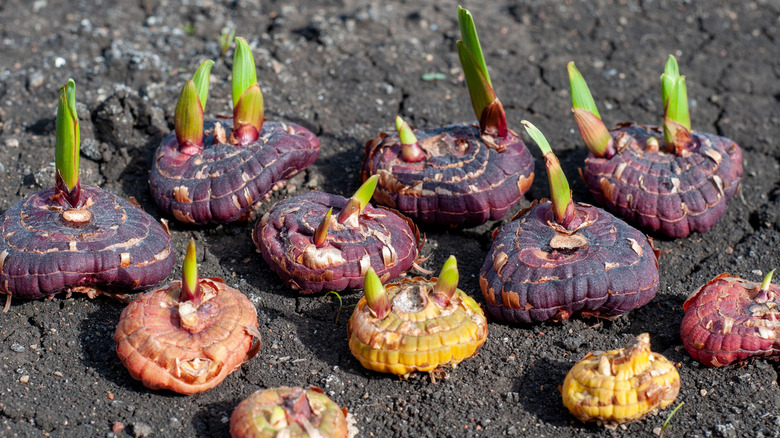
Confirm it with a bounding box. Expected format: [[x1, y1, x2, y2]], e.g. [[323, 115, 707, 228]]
[[131, 422, 152, 438], [27, 71, 44, 91], [700, 389, 708, 397], [562, 336, 582, 351], [10, 343, 25, 352], [5, 138, 19, 148], [19, 375, 29, 383], [54, 57, 66, 68], [112, 422, 124, 435], [168, 417, 182, 429]]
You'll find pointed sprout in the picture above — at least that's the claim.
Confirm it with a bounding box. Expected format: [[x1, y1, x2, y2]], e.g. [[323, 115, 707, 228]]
[[522, 120, 575, 227], [232, 37, 258, 107], [567, 62, 600, 118], [457, 41, 494, 124], [396, 115, 417, 145], [192, 59, 215, 110], [219, 27, 236, 58], [568, 62, 614, 158], [175, 60, 213, 154], [337, 175, 379, 224], [457, 7, 507, 137], [661, 56, 691, 152], [432, 255, 459, 306], [232, 37, 264, 145], [180, 238, 200, 303], [663, 76, 691, 152], [395, 115, 424, 162], [660, 55, 680, 110], [314, 207, 332, 248], [55, 78, 80, 196], [174, 80, 204, 154], [363, 268, 390, 319], [761, 269, 775, 291], [666, 77, 690, 129], [233, 83, 264, 145], [572, 108, 614, 158], [457, 6, 491, 87], [665, 76, 691, 126]]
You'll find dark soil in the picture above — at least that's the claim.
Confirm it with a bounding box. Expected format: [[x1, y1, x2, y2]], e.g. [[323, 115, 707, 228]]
[[1, 0, 779, 437]]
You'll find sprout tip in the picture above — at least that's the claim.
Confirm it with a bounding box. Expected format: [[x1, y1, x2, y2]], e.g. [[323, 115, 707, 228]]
[[55, 78, 81, 205], [337, 175, 379, 224], [432, 255, 459, 306], [364, 268, 390, 319]]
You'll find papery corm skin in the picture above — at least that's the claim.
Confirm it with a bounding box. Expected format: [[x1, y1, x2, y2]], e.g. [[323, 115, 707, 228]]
[[362, 124, 533, 227], [479, 201, 659, 323], [562, 333, 680, 425], [255, 191, 420, 294], [0, 186, 174, 300], [115, 277, 260, 395], [151, 119, 319, 225], [681, 273, 780, 367], [582, 123, 742, 238], [348, 276, 488, 377], [230, 387, 349, 438]]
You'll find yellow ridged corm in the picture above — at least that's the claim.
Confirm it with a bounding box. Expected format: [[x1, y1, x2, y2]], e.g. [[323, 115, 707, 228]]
[[561, 333, 680, 425], [348, 276, 488, 378]]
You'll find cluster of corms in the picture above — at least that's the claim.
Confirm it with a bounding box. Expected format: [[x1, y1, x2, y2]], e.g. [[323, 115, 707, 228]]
[[0, 5, 768, 434]]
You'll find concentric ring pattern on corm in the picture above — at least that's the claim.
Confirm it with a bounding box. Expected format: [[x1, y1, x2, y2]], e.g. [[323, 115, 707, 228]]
[[0, 186, 174, 300]]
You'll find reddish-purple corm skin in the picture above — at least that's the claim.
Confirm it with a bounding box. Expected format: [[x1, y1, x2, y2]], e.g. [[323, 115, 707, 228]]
[[583, 123, 743, 238], [681, 274, 780, 367], [362, 123, 534, 228], [150, 119, 320, 225], [479, 201, 659, 324], [254, 191, 420, 295], [0, 186, 174, 300]]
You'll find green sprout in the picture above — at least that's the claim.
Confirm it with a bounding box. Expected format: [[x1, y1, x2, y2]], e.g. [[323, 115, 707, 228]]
[[522, 120, 576, 228], [432, 255, 459, 306], [55, 78, 80, 204], [183, 22, 195, 36], [658, 401, 684, 438], [363, 268, 390, 319], [457, 6, 507, 137], [314, 207, 333, 248], [660, 55, 680, 110], [174, 60, 214, 154], [219, 27, 236, 58], [761, 269, 776, 291], [232, 37, 264, 145], [323, 290, 357, 324], [180, 238, 201, 304], [192, 59, 214, 109], [661, 55, 691, 152], [568, 62, 600, 118], [567, 62, 614, 158], [174, 80, 204, 153], [395, 115, 424, 162], [337, 175, 379, 224]]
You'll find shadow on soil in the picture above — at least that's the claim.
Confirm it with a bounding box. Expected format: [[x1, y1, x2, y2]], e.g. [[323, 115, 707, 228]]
[[192, 398, 241, 438], [515, 357, 579, 428], [77, 302, 146, 393]]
